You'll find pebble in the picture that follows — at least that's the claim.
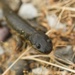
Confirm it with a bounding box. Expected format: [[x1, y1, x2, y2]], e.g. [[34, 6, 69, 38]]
[[32, 66, 49, 75], [46, 14, 66, 31], [31, 0, 45, 8], [18, 3, 38, 19], [0, 67, 3, 74], [7, 0, 21, 11], [54, 45, 74, 62], [0, 26, 10, 41], [0, 46, 4, 55], [8, 60, 35, 75], [8, 60, 27, 75]]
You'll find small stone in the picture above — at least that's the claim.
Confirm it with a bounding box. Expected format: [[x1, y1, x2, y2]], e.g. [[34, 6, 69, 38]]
[[0, 67, 3, 74], [54, 45, 74, 62], [46, 14, 66, 31], [18, 3, 38, 19], [8, 60, 26, 75], [8, 60, 33, 75], [0, 46, 4, 55], [32, 0, 42, 6], [7, 0, 21, 11], [32, 66, 49, 75], [0, 26, 10, 41]]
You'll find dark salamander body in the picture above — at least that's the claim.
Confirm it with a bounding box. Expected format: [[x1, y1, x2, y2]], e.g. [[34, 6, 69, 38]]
[[0, 0, 53, 54]]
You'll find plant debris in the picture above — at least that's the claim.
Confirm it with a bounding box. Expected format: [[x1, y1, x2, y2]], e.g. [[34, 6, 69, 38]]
[[0, 0, 75, 75]]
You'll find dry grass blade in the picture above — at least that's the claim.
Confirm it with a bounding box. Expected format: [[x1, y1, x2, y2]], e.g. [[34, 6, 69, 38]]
[[0, 0, 75, 75], [21, 57, 75, 74], [58, 9, 64, 21], [69, 14, 75, 17], [64, 0, 75, 6], [47, 6, 75, 12]]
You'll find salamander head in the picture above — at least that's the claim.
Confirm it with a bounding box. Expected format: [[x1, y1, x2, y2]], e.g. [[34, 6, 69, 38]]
[[29, 33, 53, 54]]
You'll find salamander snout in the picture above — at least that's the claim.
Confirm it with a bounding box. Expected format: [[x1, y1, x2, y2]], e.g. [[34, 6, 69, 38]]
[[29, 33, 53, 54]]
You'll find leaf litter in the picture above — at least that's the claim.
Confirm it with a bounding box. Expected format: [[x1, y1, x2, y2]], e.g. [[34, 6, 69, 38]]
[[0, 0, 75, 75]]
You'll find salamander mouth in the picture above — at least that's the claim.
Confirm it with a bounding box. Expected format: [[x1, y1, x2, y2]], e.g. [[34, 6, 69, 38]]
[[29, 33, 53, 54]]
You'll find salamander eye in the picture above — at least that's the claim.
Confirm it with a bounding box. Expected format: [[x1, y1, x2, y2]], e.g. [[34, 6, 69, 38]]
[[36, 44, 41, 49]]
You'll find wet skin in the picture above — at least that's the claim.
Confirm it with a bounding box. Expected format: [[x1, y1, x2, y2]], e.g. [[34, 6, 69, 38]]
[[0, 0, 53, 54]]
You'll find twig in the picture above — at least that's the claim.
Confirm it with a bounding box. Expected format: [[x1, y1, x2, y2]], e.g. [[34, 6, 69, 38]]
[[69, 14, 75, 17], [47, 6, 75, 12], [22, 57, 75, 73], [58, 9, 64, 21], [22, 55, 50, 58], [46, 29, 56, 35]]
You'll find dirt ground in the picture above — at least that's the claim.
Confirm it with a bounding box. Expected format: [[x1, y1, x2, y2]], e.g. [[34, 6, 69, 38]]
[[0, 0, 75, 75]]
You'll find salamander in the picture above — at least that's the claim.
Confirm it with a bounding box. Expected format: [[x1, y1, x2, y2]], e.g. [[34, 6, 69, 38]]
[[0, 0, 53, 54]]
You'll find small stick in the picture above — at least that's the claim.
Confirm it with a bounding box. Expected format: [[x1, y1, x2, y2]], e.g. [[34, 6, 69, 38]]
[[58, 9, 65, 21], [46, 29, 56, 35], [69, 14, 75, 17], [47, 6, 75, 12], [22, 57, 75, 73]]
